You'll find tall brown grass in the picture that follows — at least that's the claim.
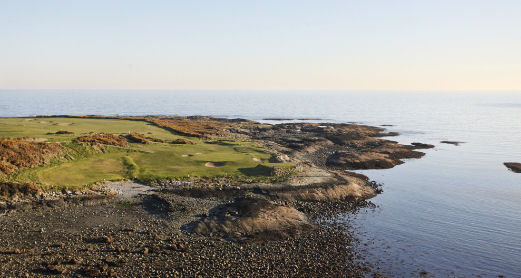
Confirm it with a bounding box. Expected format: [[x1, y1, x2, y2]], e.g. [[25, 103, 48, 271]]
[[0, 138, 64, 174], [75, 133, 128, 147], [146, 118, 232, 138]]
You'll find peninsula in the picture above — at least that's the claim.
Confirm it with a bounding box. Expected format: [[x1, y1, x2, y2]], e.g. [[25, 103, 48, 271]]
[[0, 116, 433, 277]]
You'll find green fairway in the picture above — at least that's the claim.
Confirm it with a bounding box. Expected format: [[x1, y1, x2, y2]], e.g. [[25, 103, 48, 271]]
[[0, 117, 293, 190], [0, 117, 179, 142]]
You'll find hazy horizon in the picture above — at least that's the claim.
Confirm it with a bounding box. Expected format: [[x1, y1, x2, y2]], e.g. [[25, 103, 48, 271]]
[[1, 0, 521, 91]]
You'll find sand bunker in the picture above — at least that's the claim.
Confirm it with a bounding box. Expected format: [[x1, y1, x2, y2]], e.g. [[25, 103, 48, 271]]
[[252, 158, 263, 162], [205, 162, 226, 167], [181, 154, 193, 157]]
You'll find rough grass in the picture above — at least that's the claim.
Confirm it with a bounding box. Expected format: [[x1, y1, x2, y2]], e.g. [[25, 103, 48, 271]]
[[0, 138, 64, 174], [146, 118, 233, 138], [125, 133, 151, 144], [0, 117, 178, 142], [75, 133, 128, 147], [0, 117, 294, 190]]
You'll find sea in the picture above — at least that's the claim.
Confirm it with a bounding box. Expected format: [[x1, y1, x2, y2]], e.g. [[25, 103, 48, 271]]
[[1, 90, 520, 277]]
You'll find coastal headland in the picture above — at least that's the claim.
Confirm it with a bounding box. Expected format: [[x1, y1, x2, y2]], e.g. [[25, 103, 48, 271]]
[[0, 116, 433, 277]]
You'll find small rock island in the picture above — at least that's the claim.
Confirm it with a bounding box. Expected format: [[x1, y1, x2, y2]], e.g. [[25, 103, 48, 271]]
[[504, 162, 521, 173]]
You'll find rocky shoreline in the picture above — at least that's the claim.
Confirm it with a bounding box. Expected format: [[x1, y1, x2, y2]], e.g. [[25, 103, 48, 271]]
[[0, 118, 433, 277]]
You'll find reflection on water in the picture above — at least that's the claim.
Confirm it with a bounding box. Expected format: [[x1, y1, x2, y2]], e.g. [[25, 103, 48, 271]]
[[1, 90, 520, 277], [346, 138, 521, 277]]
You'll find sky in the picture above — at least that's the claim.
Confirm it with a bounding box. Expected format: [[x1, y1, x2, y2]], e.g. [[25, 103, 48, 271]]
[[1, 0, 520, 91]]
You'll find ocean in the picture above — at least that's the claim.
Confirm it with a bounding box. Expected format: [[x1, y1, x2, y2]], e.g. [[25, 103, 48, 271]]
[[1, 90, 520, 277]]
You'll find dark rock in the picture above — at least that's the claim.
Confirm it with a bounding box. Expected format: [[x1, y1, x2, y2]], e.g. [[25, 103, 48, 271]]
[[441, 140, 465, 146], [45, 264, 66, 275], [71, 257, 83, 265], [326, 151, 398, 169], [81, 266, 101, 277], [410, 142, 435, 149], [504, 162, 521, 173]]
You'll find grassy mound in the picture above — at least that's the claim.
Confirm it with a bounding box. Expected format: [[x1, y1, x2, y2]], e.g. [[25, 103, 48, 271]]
[[122, 156, 139, 179]]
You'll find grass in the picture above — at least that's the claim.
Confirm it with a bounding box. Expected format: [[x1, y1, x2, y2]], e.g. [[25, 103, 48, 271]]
[[122, 156, 139, 179], [128, 140, 276, 181], [0, 117, 294, 192], [0, 117, 179, 142], [145, 118, 232, 138], [36, 155, 128, 187]]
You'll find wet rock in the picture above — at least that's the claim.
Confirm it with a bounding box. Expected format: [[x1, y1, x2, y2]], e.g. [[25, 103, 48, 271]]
[[326, 151, 397, 169], [326, 144, 426, 170], [441, 140, 465, 146], [504, 162, 521, 173], [410, 142, 435, 149]]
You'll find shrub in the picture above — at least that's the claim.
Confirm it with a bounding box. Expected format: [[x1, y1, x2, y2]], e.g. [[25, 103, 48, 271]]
[[171, 138, 195, 144], [0, 138, 64, 174], [75, 133, 128, 147], [54, 130, 74, 135], [146, 118, 231, 138], [125, 133, 151, 144]]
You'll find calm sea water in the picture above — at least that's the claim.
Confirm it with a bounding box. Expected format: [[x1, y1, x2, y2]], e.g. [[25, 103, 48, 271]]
[[1, 90, 520, 277]]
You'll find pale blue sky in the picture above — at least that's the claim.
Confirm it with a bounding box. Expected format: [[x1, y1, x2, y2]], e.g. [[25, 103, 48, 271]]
[[1, 0, 520, 90]]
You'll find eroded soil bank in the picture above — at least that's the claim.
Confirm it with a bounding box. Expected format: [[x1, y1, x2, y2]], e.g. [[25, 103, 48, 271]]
[[0, 117, 433, 277]]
